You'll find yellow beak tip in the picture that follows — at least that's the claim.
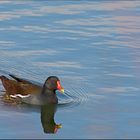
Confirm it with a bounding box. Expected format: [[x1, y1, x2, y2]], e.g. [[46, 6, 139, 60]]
[[60, 89, 64, 93], [56, 124, 62, 129]]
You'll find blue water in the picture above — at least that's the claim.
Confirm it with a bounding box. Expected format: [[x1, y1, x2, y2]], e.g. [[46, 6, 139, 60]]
[[0, 0, 140, 138]]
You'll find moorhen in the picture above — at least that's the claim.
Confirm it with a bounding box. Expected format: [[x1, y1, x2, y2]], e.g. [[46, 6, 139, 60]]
[[0, 74, 64, 105]]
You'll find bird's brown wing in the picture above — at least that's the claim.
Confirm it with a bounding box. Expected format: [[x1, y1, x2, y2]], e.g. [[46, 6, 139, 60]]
[[19, 83, 42, 95], [0, 75, 42, 95], [9, 74, 33, 84]]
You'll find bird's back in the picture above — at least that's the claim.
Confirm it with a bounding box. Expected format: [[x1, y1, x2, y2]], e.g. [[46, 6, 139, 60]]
[[0, 75, 42, 95]]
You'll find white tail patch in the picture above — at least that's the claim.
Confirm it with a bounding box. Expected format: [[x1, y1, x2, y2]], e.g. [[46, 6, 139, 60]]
[[10, 94, 30, 98]]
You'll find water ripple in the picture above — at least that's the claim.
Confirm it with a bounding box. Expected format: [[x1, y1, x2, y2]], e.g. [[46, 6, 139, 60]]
[[58, 87, 89, 108]]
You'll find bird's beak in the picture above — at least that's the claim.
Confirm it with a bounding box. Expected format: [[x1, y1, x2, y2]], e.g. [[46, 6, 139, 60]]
[[57, 81, 64, 93], [56, 124, 62, 129], [54, 124, 62, 133], [60, 88, 64, 93]]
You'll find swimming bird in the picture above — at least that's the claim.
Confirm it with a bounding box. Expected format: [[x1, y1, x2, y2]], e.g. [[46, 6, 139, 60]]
[[0, 74, 64, 105]]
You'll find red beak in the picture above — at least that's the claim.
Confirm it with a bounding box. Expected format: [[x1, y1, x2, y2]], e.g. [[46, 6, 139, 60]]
[[57, 81, 64, 93]]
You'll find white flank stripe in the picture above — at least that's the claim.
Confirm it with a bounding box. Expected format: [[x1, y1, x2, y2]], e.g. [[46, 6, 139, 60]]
[[10, 94, 30, 98]]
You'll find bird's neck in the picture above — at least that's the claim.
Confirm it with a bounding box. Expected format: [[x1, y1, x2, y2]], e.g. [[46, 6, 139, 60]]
[[41, 88, 58, 104], [42, 88, 56, 96]]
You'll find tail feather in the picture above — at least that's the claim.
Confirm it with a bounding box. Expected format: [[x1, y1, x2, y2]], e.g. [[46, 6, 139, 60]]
[[0, 75, 10, 91], [0, 75, 9, 81], [9, 74, 22, 82], [9, 74, 32, 84]]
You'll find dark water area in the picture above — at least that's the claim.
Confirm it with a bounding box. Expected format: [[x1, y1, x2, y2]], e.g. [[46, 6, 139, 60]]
[[0, 0, 140, 139]]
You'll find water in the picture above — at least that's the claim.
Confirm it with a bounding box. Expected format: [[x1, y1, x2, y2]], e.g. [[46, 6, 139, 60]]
[[0, 0, 140, 138]]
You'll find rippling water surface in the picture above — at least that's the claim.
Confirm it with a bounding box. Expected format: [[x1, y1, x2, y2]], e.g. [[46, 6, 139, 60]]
[[0, 0, 140, 138]]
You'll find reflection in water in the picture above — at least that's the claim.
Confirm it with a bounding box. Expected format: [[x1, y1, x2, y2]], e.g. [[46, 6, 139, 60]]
[[0, 94, 62, 134], [40, 103, 62, 134]]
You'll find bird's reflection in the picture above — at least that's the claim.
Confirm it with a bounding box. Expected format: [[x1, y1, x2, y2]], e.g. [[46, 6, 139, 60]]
[[40, 103, 62, 134], [0, 91, 62, 134]]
